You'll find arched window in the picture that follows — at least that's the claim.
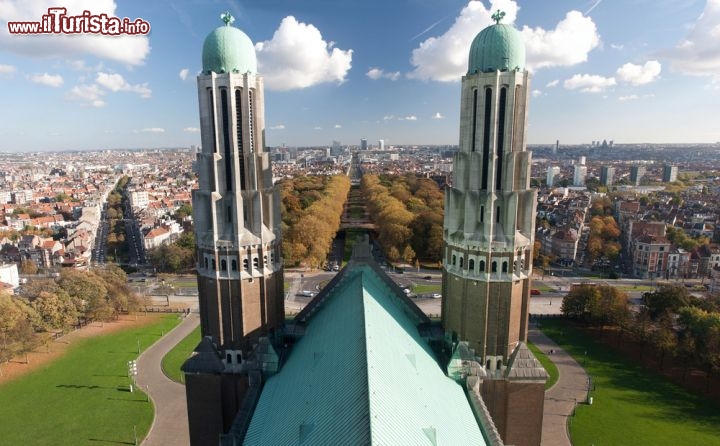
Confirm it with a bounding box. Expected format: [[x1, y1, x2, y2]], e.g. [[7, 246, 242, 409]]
[[221, 259, 227, 271], [459, 257, 464, 268], [204, 257, 209, 269], [231, 259, 238, 271], [264, 255, 268, 266], [502, 261, 508, 273], [479, 260, 486, 272], [211, 259, 216, 270], [243, 259, 249, 271], [452, 254, 457, 266], [492, 261, 497, 273], [469, 259, 475, 271], [253, 257, 259, 269]]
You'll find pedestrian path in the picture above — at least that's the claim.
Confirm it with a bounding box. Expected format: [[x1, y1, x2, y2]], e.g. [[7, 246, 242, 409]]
[[135, 313, 200, 446], [528, 325, 589, 446]]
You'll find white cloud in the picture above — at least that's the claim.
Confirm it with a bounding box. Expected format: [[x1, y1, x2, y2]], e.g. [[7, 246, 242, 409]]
[[179, 68, 189, 81], [383, 115, 395, 121], [662, 0, 720, 78], [618, 95, 638, 101], [546, 79, 559, 88], [366, 67, 400, 81], [183, 127, 199, 132], [96, 72, 151, 98], [0, 1, 150, 65], [399, 116, 418, 121], [0, 64, 16, 74], [269, 124, 286, 130], [610, 43, 624, 50], [564, 74, 616, 92], [408, 0, 518, 81], [141, 128, 165, 133], [66, 83, 105, 107], [334, 124, 342, 128], [29, 72, 63, 87], [522, 11, 601, 71], [432, 112, 445, 119], [532, 89, 542, 98], [256, 16, 353, 91], [616, 60, 661, 85], [313, 126, 322, 130], [408, 1, 599, 81]]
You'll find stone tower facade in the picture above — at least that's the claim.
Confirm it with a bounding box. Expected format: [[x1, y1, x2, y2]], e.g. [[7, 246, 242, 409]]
[[184, 16, 284, 446], [441, 16, 546, 446], [442, 23, 536, 367]]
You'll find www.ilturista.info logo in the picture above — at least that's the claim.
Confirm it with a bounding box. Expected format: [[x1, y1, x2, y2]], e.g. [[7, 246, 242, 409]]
[[7, 8, 150, 35]]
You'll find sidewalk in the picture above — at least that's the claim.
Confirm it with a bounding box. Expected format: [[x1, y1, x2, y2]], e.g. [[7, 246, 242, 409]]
[[528, 325, 589, 446], [135, 313, 200, 446]]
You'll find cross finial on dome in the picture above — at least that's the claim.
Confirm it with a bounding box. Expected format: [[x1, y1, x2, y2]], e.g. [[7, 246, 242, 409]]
[[220, 11, 235, 26], [491, 10, 506, 24]]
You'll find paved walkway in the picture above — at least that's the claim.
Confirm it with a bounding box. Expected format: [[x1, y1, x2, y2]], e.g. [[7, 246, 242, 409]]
[[528, 324, 589, 446], [135, 313, 200, 446]]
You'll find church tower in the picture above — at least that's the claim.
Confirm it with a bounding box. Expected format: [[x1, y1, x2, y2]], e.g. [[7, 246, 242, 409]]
[[441, 13, 545, 446], [193, 13, 284, 354], [184, 14, 284, 446], [442, 11, 536, 369]]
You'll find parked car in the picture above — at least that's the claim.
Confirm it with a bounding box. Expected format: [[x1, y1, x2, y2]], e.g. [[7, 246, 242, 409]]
[[530, 289, 541, 295], [431, 293, 442, 299]]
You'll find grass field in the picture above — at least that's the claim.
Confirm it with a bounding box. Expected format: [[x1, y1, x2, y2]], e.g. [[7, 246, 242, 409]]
[[161, 325, 201, 384], [527, 341, 559, 390], [539, 318, 720, 446], [0, 315, 181, 446], [412, 284, 441, 294]]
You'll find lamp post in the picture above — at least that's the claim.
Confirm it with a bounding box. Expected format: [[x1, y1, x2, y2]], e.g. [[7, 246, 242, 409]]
[[127, 360, 138, 392]]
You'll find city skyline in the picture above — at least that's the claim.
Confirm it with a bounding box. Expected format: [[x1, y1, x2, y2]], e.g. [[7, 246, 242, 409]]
[[1, 0, 719, 152]]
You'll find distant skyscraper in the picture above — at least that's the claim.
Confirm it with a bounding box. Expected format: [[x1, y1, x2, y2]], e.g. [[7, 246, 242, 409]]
[[573, 164, 587, 186], [663, 164, 678, 182], [630, 165, 646, 185], [578, 156, 586, 165], [185, 15, 284, 445], [600, 166, 615, 186], [554, 139, 559, 154], [330, 140, 342, 156], [360, 138, 368, 150], [378, 139, 385, 151], [546, 165, 560, 187], [442, 13, 545, 446]]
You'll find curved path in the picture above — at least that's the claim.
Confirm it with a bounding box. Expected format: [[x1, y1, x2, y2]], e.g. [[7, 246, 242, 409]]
[[528, 324, 589, 446], [135, 313, 200, 446]]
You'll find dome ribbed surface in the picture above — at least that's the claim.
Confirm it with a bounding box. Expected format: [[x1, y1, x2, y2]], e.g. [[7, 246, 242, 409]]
[[202, 25, 257, 74], [468, 24, 525, 74]]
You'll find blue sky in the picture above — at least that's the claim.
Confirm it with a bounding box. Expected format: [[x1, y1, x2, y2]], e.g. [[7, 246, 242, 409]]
[[1, 0, 719, 152]]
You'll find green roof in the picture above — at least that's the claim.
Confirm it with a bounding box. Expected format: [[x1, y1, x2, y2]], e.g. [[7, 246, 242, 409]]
[[202, 25, 257, 75], [243, 265, 486, 445], [468, 23, 525, 74]]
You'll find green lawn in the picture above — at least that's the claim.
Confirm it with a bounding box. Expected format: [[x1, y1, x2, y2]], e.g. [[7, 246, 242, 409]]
[[412, 284, 441, 294], [0, 314, 181, 446], [539, 318, 720, 446], [614, 285, 655, 292], [527, 341, 559, 390], [162, 325, 201, 384], [533, 283, 557, 293]]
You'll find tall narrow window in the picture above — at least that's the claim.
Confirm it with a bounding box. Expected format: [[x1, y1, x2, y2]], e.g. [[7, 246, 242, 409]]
[[469, 259, 475, 271], [231, 259, 238, 271], [208, 89, 217, 154], [221, 259, 227, 271], [480, 205, 484, 223], [235, 89, 247, 190], [496, 87, 507, 190], [459, 257, 464, 268], [496, 206, 501, 223], [479, 260, 485, 272], [482, 88, 492, 189], [492, 261, 497, 273], [220, 89, 233, 191], [502, 261, 508, 273], [471, 89, 478, 152], [227, 206, 232, 223], [248, 90, 255, 152]]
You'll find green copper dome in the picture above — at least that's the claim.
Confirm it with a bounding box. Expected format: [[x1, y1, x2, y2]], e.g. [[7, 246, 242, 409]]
[[202, 23, 257, 75], [467, 23, 525, 74]]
